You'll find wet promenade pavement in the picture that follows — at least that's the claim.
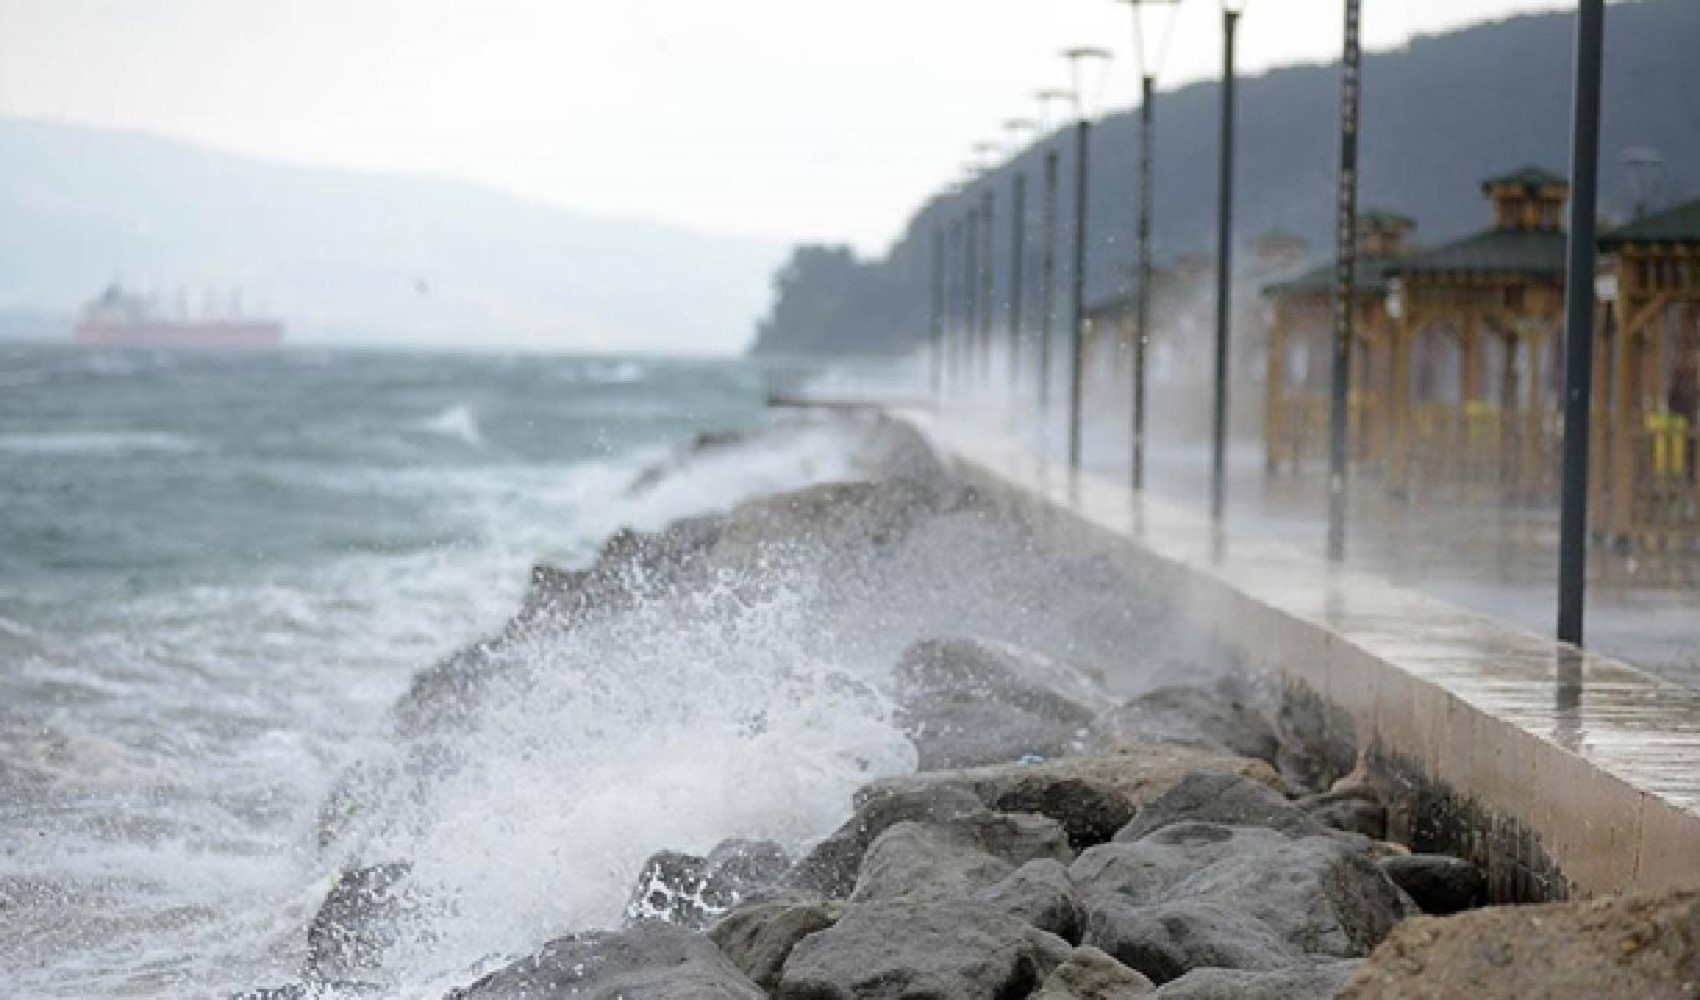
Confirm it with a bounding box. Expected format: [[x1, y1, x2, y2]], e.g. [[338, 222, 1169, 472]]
[[996, 401, 1700, 690]]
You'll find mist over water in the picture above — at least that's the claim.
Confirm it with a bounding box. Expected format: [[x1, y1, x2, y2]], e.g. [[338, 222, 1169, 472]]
[[0, 347, 858, 998], [0, 346, 1217, 998]]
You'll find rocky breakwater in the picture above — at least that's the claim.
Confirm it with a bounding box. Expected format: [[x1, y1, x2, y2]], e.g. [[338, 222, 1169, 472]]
[[437, 634, 1438, 1000], [236, 414, 1696, 1000]]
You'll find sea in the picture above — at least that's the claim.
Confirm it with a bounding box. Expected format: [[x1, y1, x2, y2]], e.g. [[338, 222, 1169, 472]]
[[0, 346, 914, 999]]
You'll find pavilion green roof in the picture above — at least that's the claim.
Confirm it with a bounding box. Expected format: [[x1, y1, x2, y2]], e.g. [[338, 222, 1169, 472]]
[[1599, 196, 1700, 248], [1264, 256, 1402, 297], [1390, 227, 1567, 280]]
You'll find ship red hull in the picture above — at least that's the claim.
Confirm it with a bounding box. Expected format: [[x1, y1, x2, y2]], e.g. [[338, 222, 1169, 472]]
[[76, 320, 285, 349]]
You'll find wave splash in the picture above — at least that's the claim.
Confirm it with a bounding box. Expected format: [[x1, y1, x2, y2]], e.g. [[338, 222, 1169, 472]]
[[414, 404, 485, 449]]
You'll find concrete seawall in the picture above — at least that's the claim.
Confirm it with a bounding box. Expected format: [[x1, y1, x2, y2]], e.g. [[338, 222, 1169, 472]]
[[904, 410, 1700, 902]]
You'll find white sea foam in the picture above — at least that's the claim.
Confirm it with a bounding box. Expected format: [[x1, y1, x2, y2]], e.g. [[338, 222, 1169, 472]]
[[0, 410, 889, 1000], [414, 404, 485, 448]]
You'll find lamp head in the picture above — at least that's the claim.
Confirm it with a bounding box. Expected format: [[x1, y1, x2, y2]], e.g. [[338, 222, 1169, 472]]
[[1061, 46, 1114, 119], [1117, 0, 1183, 81], [1221, 0, 1249, 15]]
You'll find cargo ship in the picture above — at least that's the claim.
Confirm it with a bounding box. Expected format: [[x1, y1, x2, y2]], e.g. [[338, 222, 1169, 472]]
[[74, 284, 284, 348]]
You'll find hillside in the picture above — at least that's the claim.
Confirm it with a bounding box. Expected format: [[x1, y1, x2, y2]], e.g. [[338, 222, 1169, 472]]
[[751, 0, 1700, 357], [0, 119, 784, 352]]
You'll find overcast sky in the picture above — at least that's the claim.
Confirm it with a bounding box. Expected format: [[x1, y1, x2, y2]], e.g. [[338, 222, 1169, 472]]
[[0, 0, 1579, 254]]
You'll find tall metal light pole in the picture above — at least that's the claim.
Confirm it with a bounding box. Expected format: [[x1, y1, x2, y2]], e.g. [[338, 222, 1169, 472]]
[[980, 187, 997, 388], [963, 196, 980, 392], [938, 224, 952, 399], [1064, 48, 1113, 472], [1119, 0, 1182, 493], [1210, 0, 1248, 521], [1005, 119, 1038, 398], [1327, 0, 1362, 562], [1035, 90, 1073, 417], [1557, 0, 1606, 647]]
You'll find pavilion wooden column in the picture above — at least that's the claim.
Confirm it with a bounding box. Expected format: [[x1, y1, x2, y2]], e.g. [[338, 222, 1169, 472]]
[[1589, 301, 1615, 538], [1266, 299, 1290, 474], [1387, 305, 1416, 495]]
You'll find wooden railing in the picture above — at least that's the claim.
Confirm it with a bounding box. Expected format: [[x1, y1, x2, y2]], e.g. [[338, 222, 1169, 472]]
[[1268, 392, 1378, 473], [1623, 416, 1700, 549], [1407, 403, 1561, 499]]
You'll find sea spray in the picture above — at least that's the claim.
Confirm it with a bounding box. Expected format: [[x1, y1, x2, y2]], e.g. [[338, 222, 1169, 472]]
[[319, 547, 915, 995]]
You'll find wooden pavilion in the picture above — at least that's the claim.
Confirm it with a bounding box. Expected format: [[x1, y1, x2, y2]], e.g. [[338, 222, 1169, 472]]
[[1263, 211, 1414, 474], [1593, 196, 1700, 549], [1383, 167, 1571, 498]]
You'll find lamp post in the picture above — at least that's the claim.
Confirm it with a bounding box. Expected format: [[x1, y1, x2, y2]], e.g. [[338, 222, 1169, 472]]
[[1557, 0, 1605, 647], [1118, 0, 1182, 493], [1326, 0, 1362, 562], [1035, 90, 1073, 417], [1005, 118, 1039, 399], [973, 141, 1004, 390], [938, 224, 952, 399], [1064, 47, 1113, 472], [963, 188, 980, 392], [1210, 0, 1247, 522]]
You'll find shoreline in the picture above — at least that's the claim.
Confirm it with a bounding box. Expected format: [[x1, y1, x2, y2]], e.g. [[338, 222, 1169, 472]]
[[240, 413, 1696, 999]]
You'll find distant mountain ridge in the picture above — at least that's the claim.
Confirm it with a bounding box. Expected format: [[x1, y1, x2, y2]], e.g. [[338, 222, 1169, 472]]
[[0, 118, 784, 352], [751, 0, 1700, 357]]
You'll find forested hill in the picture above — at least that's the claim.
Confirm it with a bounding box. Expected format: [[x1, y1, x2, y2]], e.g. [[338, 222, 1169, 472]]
[[750, 0, 1700, 357]]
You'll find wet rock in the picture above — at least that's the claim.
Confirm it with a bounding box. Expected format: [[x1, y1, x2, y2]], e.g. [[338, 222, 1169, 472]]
[[715, 478, 941, 562], [711, 901, 843, 993], [598, 515, 725, 580], [232, 983, 382, 1000], [978, 859, 1081, 941], [446, 921, 764, 999], [1032, 945, 1156, 998], [776, 898, 1072, 1000], [781, 784, 988, 898], [849, 813, 1073, 904], [626, 839, 791, 928], [892, 637, 1114, 770], [1151, 962, 1360, 998], [1274, 688, 1356, 793], [391, 639, 505, 737], [1375, 854, 1487, 916], [1112, 770, 1330, 843], [858, 746, 1281, 851], [1300, 789, 1388, 840], [1090, 682, 1280, 764], [1342, 890, 1700, 998], [304, 862, 414, 982], [1076, 823, 1415, 982], [1081, 899, 1299, 983]]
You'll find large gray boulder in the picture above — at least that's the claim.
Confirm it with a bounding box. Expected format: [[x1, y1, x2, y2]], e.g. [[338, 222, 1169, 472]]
[[1032, 945, 1157, 998], [626, 839, 791, 928], [858, 747, 1281, 852], [445, 921, 764, 1000], [1089, 682, 1280, 764], [776, 898, 1072, 1000], [849, 813, 1073, 904], [891, 638, 1114, 771], [977, 859, 1081, 941], [303, 862, 415, 982], [1075, 823, 1414, 984], [1112, 770, 1330, 843], [709, 901, 843, 993], [781, 784, 989, 899], [1376, 854, 1487, 916], [1152, 962, 1360, 998]]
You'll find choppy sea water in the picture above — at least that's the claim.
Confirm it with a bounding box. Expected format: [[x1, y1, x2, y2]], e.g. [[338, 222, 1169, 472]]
[[0, 346, 898, 999]]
